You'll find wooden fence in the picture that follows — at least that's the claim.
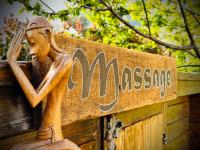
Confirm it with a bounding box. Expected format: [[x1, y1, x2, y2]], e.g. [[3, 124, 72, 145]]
[[0, 35, 200, 150]]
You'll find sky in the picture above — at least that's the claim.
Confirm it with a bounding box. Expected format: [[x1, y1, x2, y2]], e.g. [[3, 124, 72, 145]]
[[0, 0, 66, 28]]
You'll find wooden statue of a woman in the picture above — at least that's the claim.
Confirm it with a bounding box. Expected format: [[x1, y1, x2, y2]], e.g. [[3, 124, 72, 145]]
[[7, 16, 80, 150]]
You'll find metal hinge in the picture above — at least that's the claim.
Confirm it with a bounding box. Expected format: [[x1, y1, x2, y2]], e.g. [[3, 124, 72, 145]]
[[105, 114, 123, 150], [162, 133, 168, 144]]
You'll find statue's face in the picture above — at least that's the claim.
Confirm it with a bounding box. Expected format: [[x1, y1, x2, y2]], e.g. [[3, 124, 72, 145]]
[[26, 29, 50, 62]]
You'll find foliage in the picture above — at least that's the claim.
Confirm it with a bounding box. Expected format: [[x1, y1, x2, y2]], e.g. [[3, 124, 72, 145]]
[[4, 0, 200, 72], [0, 15, 30, 61]]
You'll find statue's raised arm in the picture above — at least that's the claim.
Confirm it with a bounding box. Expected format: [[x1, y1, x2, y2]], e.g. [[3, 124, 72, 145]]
[[7, 16, 80, 150]]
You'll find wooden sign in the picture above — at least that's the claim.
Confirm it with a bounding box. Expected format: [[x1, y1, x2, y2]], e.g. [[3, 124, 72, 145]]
[[54, 35, 177, 125]]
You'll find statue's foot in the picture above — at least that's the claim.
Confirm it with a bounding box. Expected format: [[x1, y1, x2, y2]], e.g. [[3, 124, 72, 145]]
[[10, 139, 80, 150]]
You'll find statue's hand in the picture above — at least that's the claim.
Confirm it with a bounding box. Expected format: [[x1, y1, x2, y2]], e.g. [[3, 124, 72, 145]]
[[7, 30, 24, 61]]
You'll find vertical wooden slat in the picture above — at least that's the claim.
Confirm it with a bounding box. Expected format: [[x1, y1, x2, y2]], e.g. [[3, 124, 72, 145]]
[[150, 113, 163, 150], [143, 119, 150, 150], [134, 121, 143, 150], [115, 130, 125, 150], [124, 125, 135, 150]]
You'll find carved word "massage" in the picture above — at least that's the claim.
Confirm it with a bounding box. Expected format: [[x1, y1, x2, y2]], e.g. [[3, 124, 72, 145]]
[[68, 49, 172, 112]]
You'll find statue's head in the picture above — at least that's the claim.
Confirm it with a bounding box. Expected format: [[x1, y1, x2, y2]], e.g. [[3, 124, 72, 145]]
[[26, 16, 62, 62]]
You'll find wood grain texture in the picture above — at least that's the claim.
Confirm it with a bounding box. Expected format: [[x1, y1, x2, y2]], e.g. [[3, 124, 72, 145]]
[[54, 34, 177, 125], [167, 117, 189, 142], [0, 61, 33, 138], [150, 113, 163, 150], [117, 102, 162, 128], [166, 131, 189, 150], [114, 130, 125, 150], [177, 80, 200, 96], [167, 101, 189, 124]]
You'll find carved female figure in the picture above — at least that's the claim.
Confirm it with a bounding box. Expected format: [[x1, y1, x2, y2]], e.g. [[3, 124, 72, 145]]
[[7, 16, 79, 150]]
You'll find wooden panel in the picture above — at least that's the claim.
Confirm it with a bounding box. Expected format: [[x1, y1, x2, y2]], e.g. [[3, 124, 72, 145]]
[[0, 61, 32, 87], [115, 130, 125, 150], [0, 61, 33, 138], [167, 102, 189, 124], [150, 114, 163, 150], [0, 87, 33, 138], [177, 72, 200, 81], [134, 122, 143, 150], [54, 35, 177, 125], [167, 96, 189, 107], [117, 103, 162, 127], [177, 80, 200, 96], [166, 131, 189, 150], [142, 119, 150, 150], [79, 141, 96, 150], [124, 124, 135, 150], [167, 117, 189, 142]]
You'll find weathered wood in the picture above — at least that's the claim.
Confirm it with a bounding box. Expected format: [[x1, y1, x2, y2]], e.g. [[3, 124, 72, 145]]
[[150, 113, 163, 150], [54, 34, 177, 125], [166, 131, 189, 150], [177, 80, 200, 96], [0, 87, 33, 138], [167, 96, 189, 107], [167, 101, 189, 124], [114, 130, 125, 150], [142, 119, 150, 150], [167, 117, 189, 142], [177, 72, 200, 81], [62, 118, 99, 146], [124, 124, 135, 150], [134, 121, 143, 150], [0, 61, 32, 87], [114, 102, 162, 128]]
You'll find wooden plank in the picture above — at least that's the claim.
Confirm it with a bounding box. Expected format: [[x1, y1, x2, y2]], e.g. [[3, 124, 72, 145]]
[[114, 130, 125, 150], [167, 96, 189, 107], [54, 35, 177, 125], [177, 72, 200, 81], [142, 119, 150, 150], [166, 131, 189, 150], [134, 121, 143, 150], [117, 103, 162, 128], [150, 113, 163, 150], [167, 102, 189, 124], [0, 87, 33, 138], [79, 141, 96, 150], [0, 61, 32, 87], [124, 124, 135, 150], [167, 117, 189, 142], [62, 118, 99, 146], [177, 80, 200, 96]]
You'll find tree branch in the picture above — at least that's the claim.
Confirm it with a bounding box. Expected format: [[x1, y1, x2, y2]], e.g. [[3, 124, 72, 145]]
[[177, 0, 200, 59], [38, 0, 56, 13], [177, 65, 200, 68], [141, 0, 151, 35], [99, 0, 196, 52], [80, 5, 108, 11]]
